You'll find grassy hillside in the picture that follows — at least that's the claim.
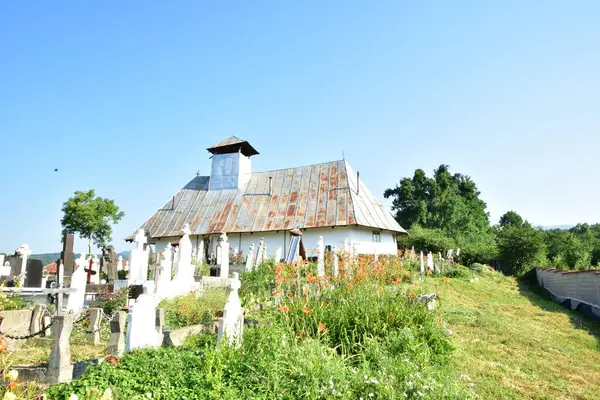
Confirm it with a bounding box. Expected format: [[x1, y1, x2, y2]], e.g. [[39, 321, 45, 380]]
[[421, 268, 600, 399]]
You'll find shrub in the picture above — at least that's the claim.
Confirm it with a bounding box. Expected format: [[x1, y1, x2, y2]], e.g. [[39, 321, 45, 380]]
[[469, 263, 485, 273], [159, 289, 227, 329], [441, 265, 474, 280], [0, 284, 29, 311]]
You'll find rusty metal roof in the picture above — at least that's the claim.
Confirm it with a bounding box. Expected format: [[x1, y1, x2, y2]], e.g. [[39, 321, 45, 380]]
[[127, 160, 406, 240], [206, 136, 259, 156]]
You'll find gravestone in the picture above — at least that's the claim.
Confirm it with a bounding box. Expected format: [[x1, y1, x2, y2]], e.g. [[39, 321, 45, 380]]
[[198, 240, 205, 265], [317, 236, 325, 277], [129, 229, 149, 283], [66, 254, 87, 314], [108, 311, 127, 357], [427, 252, 434, 272], [217, 272, 243, 346], [420, 252, 425, 275], [275, 247, 282, 263], [126, 293, 162, 352], [23, 259, 43, 287], [175, 224, 194, 282], [156, 244, 173, 296], [61, 234, 75, 276], [217, 232, 230, 278], [332, 246, 339, 277], [255, 238, 265, 266], [88, 308, 102, 345], [101, 245, 119, 281], [246, 243, 255, 272], [48, 314, 74, 383]]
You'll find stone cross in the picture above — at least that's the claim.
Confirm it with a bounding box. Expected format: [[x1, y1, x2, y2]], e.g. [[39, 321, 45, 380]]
[[420, 251, 425, 275], [317, 236, 325, 277], [218, 272, 243, 346], [255, 238, 265, 266], [156, 244, 173, 296], [175, 224, 193, 282], [198, 240, 205, 265], [456, 248, 461, 257], [246, 243, 255, 272], [275, 246, 282, 263], [66, 254, 88, 314], [427, 252, 434, 272], [15, 244, 31, 276], [129, 229, 150, 283], [217, 232, 230, 278], [332, 246, 339, 277], [48, 314, 74, 383], [108, 311, 127, 357], [191, 246, 197, 263]]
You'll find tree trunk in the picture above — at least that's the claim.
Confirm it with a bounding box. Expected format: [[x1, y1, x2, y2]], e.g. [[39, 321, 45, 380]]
[[88, 234, 92, 256]]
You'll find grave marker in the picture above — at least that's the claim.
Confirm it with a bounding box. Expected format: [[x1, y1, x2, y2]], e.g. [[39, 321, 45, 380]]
[[317, 236, 325, 277], [246, 243, 255, 272]]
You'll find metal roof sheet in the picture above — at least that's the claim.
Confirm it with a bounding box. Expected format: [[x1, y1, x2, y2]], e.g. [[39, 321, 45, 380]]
[[127, 160, 407, 240]]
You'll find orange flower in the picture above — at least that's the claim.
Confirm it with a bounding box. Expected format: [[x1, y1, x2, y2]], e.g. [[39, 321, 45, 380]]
[[272, 289, 281, 296], [442, 276, 452, 283], [426, 269, 432, 275], [0, 338, 7, 354], [318, 322, 328, 333], [278, 305, 290, 313], [306, 275, 319, 283], [302, 307, 312, 314], [9, 380, 17, 390], [105, 355, 119, 365]]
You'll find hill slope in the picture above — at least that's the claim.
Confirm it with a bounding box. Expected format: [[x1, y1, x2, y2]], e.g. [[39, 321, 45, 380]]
[[422, 268, 600, 399]]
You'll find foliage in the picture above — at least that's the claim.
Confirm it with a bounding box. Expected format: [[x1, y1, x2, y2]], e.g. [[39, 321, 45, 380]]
[[117, 270, 127, 280], [496, 218, 546, 276], [498, 210, 524, 229], [158, 289, 227, 329], [545, 228, 594, 270], [384, 164, 493, 237], [239, 259, 277, 302], [0, 337, 46, 399], [385, 165, 495, 264], [47, 257, 467, 399], [441, 265, 474, 280], [91, 289, 128, 315], [193, 260, 210, 277], [61, 190, 125, 254], [0, 284, 29, 311]]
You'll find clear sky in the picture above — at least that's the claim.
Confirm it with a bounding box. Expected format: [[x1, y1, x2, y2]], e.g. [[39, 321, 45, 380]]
[[1, 1, 599, 255]]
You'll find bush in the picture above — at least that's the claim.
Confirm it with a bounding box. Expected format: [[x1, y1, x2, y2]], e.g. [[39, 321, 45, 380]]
[[159, 289, 227, 329], [469, 263, 485, 273], [91, 288, 128, 315], [441, 265, 474, 280]]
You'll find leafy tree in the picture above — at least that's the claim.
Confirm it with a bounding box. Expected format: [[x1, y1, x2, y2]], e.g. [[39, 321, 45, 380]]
[[496, 221, 546, 276], [61, 190, 125, 255], [544, 229, 592, 270], [384, 165, 495, 263], [499, 211, 523, 229]]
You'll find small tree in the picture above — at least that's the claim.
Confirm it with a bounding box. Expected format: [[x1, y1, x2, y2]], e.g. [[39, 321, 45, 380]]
[[496, 222, 546, 276], [61, 190, 125, 255]]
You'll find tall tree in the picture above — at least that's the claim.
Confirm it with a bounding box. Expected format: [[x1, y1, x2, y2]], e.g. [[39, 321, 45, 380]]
[[61, 190, 125, 254], [385, 165, 495, 263]]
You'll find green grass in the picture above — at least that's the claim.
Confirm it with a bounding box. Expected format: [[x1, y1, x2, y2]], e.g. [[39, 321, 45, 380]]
[[420, 267, 600, 399]]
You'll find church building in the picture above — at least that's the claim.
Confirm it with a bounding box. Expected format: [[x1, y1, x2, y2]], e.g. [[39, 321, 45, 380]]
[[127, 137, 406, 260]]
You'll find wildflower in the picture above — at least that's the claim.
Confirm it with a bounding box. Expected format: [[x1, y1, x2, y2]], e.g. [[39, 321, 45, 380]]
[[278, 305, 290, 313], [302, 307, 312, 314], [3, 392, 16, 400], [272, 289, 281, 296], [0, 338, 7, 354], [369, 394, 374, 398], [105, 355, 119, 365], [318, 322, 328, 333], [69, 395, 79, 400], [6, 370, 18, 381]]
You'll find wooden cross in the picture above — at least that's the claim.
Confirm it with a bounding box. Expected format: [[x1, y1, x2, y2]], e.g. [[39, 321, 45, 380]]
[[84, 257, 97, 284]]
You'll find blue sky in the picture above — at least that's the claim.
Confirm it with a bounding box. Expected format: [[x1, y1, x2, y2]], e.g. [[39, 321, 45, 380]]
[[1, 1, 599, 254]]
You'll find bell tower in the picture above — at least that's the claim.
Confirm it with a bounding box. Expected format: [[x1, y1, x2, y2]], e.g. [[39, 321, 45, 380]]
[[207, 136, 259, 190]]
